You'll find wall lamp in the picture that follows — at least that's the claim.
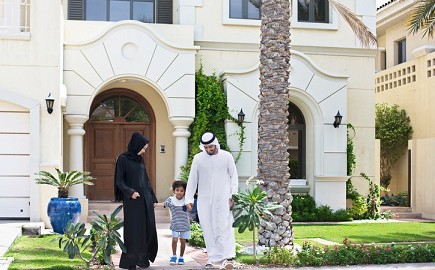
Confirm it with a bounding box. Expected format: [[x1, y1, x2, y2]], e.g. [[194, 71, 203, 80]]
[[237, 109, 245, 124], [333, 110, 343, 128], [45, 93, 55, 114]]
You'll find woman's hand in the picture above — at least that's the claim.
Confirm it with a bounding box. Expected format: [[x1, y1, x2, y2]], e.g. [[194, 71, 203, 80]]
[[186, 203, 193, 211], [131, 192, 140, 199]]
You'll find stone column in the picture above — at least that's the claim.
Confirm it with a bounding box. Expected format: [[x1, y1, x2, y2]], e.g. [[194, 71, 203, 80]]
[[170, 117, 194, 179], [64, 115, 88, 198]]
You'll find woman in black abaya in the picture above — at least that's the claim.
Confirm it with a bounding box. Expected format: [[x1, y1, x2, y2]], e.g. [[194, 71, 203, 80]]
[[114, 132, 158, 270]]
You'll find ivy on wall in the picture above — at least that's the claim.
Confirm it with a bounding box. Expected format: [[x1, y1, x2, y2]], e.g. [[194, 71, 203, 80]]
[[179, 67, 245, 180]]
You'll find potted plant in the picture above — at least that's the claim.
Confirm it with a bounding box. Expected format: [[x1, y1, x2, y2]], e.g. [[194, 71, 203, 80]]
[[35, 169, 95, 233]]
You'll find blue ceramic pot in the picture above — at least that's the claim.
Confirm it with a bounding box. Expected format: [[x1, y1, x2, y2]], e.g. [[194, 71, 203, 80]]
[[47, 197, 81, 234]]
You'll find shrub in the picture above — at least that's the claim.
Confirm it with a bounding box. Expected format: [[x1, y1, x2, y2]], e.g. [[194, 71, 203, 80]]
[[381, 192, 408, 206], [188, 221, 205, 248], [291, 241, 435, 267], [292, 195, 353, 222]]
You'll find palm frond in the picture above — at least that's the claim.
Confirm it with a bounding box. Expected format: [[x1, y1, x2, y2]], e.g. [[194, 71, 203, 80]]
[[329, 0, 377, 48], [408, 0, 435, 38]]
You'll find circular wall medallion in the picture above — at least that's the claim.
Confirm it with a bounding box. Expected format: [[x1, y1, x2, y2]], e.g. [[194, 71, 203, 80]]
[[121, 42, 138, 60]]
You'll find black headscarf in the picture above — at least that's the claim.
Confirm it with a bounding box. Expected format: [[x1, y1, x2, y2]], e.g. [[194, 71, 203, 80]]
[[114, 132, 149, 201], [124, 132, 149, 162]]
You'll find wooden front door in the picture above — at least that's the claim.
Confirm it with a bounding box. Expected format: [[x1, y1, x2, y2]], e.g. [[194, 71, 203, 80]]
[[85, 89, 155, 201]]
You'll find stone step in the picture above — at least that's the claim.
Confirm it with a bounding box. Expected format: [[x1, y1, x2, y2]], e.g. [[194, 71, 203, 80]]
[[380, 206, 412, 213], [380, 206, 422, 219], [88, 202, 170, 223]]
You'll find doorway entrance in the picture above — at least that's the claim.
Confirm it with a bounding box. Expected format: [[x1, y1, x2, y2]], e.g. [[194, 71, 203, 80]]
[[85, 89, 155, 201]]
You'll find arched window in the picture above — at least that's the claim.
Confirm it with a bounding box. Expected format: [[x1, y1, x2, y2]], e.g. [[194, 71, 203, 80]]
[[288, 102, 306, 179], [90, 94, 150, 123]]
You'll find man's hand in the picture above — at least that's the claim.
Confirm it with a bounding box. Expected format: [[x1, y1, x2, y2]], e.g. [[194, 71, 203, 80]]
[[229, 198, 234, 210], [131, 192, 140, 199], [186, 203, 193, 211]]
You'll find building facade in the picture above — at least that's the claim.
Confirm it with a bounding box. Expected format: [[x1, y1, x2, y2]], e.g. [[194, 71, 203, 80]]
[[376, 0, 435, 219], [0, 0, 376, 226]]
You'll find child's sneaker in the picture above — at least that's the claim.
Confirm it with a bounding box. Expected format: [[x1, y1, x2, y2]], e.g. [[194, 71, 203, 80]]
[[169, 256, 177, 265], [178, 257, 185, 265]]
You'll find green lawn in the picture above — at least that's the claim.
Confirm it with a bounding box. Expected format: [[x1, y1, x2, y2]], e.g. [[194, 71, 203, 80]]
[[236, 222, 435, 245], [5, 234, 90, 270]]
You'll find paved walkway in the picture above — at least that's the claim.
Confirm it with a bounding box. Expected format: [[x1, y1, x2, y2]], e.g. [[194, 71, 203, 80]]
[[1, 220, 435, 269]]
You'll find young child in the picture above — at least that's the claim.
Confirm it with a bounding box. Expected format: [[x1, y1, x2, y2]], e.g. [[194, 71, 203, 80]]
[[163, 180, 191, 265]]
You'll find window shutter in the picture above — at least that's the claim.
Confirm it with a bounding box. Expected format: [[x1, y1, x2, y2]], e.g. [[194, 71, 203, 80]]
[[156, 0, 173, 24], [68, 0, 84, 20]]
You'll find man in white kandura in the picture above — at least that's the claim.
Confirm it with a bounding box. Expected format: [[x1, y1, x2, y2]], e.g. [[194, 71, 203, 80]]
[[185, 132, 238, 269]]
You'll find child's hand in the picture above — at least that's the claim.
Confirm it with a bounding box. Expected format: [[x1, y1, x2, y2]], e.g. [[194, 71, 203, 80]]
[[153, 203, 157, 208], [229, 198, 235, 210]]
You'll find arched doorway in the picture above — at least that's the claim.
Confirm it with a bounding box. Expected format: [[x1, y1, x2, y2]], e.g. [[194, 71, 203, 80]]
[[85, 89, 156, 201], [288, 102, 306, 180]]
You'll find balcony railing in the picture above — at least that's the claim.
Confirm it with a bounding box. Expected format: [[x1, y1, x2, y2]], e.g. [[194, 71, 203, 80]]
[[375, 61, 416, 93], [0, 0, 30, 34], [376, 51, 435, 93]]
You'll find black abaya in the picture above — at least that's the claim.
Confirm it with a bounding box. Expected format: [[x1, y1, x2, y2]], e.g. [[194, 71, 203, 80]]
[[114, 132, 158, 269]]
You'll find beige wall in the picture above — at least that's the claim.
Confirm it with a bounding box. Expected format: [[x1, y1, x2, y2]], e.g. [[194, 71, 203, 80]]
[[410, 138, 435, 219], [376, 0, 435, 214], [0, 0, 63, 169]]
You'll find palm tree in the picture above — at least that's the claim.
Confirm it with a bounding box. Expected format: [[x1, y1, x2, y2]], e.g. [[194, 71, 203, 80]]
[[407, 0, 435, 38], [257, 0, 292, 248], [257, 0, 377, 247]]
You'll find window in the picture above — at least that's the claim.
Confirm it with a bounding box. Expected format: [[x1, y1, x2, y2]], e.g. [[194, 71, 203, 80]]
[[0, 0, 30, 35], [86, 0, 154, 22], [90, 95, 150, 123], [298, 0, 329, 23], [380, 51, 386, 70], [288, 102, 306, 179], [69, 0, 172, 24], [229, 0, 260, 20], [397, 39, 406, 65]]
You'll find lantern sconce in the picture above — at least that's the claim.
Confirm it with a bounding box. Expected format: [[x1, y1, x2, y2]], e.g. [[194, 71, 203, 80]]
[[45, 93, 55, 114], [333, 110, 343, 128], [237, 109, 245, 124]]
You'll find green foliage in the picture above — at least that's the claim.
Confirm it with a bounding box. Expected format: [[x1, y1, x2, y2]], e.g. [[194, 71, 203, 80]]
[[35, 169, 95, 198], [349, 194, 368, 219], [347, 123, 357, 176], [380, 210, 396, 220], [179, 66, 245, 180], [53, 205, 125, 268], [381, 192, 409, 206], [375, 103, 413, 188], [291, 195, 353, 222], [407, 0, 435, 38], [264, 246, 294, 266], [346, 178, 368, 219], [361, 173, 385, 220], [293, 241, 435, 267], [232, 178, 283, 263], [5, 234, 90, 270], [188, 221, 205, 248]]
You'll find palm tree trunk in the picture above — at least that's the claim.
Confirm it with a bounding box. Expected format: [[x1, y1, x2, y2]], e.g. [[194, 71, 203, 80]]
[[258, 0, 293, 247]]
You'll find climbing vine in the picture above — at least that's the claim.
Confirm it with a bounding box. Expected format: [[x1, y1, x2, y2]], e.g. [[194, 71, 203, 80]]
[[347, 123, 356, 176], [179, 66, 245, 180]]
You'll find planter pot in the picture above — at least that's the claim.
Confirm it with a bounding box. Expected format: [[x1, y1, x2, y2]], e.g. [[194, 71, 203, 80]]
[[47, 197, 81, 234]]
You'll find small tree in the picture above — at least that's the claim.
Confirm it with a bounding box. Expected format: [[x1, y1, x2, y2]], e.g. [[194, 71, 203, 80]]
[[375, 103, 413, 188], [232, 177, 283, 265], [53, 205, 126, 269]]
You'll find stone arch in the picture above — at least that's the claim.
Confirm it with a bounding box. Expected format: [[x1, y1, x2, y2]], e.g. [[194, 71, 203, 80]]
[[63, 21, 197, 119], [222, 50, 348, 199]]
